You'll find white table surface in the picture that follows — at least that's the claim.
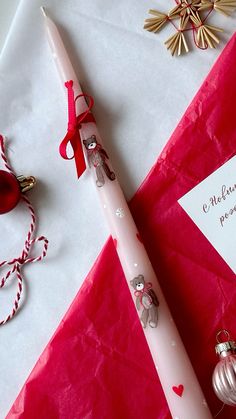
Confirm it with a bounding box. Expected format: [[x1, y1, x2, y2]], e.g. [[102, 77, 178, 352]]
[[0, 0, 19, 54], [0, 1, 235, 417]]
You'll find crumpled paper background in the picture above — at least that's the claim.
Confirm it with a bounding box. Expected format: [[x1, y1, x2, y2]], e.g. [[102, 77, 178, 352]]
[[6, 29, 236, 419], [0, 0, 236, 417]]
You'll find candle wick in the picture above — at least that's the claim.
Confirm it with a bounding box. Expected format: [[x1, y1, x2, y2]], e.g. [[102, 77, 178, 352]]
[[40, 6, 47, 17]]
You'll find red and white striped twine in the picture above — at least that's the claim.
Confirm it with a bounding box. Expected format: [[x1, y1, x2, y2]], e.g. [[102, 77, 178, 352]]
[[0, 135, 49, 325]]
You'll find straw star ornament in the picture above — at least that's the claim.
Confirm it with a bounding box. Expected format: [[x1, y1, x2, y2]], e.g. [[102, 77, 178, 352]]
[[144, 0, 236, 55]]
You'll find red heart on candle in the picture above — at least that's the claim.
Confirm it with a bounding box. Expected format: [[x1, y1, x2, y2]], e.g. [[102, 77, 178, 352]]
[[172, 384, 184, 397]]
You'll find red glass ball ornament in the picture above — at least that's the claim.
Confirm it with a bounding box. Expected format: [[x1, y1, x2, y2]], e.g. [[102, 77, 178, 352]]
[[0, 170, 21, 214]]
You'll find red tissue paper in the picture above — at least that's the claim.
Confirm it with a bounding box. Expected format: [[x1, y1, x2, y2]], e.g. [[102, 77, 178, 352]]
[[7, 34, 236, 419]]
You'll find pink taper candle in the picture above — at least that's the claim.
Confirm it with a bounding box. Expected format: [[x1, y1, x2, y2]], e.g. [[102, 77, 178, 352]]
[[41, 7, 213, 419]]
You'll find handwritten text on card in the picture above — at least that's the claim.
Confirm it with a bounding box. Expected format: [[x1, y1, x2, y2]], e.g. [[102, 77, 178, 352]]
[[202, 183, 236, 227]]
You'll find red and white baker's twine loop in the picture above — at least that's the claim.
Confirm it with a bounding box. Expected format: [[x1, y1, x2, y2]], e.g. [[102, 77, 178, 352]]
[[0, 135, 48, 325]]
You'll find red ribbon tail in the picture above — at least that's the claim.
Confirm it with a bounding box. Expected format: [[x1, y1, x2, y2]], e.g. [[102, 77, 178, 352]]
[[59, 129, 87, 179], [71, 131, 86, 178]]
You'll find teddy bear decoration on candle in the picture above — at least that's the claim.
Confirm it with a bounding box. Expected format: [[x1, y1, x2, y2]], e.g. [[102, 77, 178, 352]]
[[130, 275, 159, 328], [83, 135, 116, 187], [212, 329, 236, 406]]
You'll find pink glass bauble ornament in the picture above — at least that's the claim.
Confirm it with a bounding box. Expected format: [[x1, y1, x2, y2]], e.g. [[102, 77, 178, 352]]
[[212, 330, 236, 406]]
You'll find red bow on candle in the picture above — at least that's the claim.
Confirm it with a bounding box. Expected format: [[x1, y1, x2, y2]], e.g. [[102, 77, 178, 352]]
[[59, 80, 96, 178]]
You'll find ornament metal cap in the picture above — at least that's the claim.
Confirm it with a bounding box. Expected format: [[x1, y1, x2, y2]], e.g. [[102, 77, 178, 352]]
[[215, 330, 236, 356], [17, 175, 36, 193], [215, 340, 236, 356]]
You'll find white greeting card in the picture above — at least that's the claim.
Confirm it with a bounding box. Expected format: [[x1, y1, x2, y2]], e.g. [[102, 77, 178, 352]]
[[178, 156, 236, 274]]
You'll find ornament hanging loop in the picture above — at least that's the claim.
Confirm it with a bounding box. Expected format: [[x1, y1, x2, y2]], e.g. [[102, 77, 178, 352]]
[[216, 329, 230, 344]]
